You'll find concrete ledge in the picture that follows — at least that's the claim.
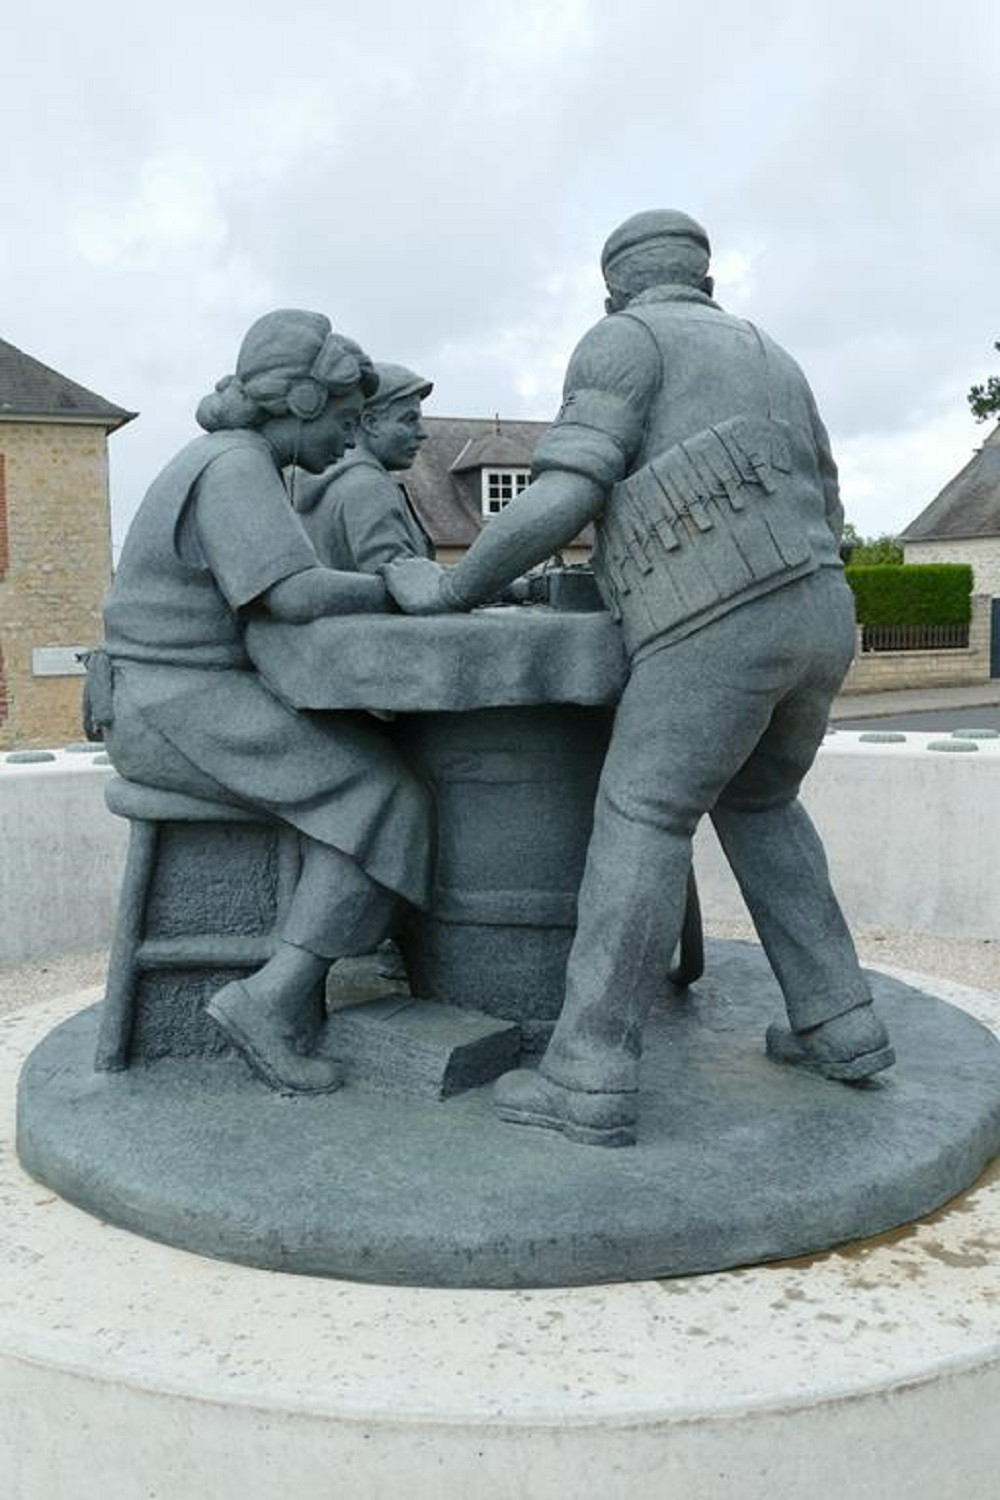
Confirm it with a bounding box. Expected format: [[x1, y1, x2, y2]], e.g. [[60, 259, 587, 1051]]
[[0, 752, 124, 963], [2, 730, 998, 965], [695, 729, 1000, 940], [6, 977, 1000, 1497]]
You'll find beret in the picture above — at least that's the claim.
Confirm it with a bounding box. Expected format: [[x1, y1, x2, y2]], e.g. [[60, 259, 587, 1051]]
[[601, 210, 710, 274]]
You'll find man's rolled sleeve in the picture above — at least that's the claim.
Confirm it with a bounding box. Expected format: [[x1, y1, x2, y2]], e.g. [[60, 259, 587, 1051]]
[[532, 315, 660, 490]]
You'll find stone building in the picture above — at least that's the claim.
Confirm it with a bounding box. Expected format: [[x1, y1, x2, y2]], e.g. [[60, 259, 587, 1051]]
[[0, 338, 134, 748], [850, 421, 1000, 686], [402, 415, 591, 564], [901, 423, 1000, 594]]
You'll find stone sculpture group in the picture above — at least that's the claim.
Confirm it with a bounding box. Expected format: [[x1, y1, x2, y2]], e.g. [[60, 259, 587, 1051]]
[[89, 208, 894, 1146]]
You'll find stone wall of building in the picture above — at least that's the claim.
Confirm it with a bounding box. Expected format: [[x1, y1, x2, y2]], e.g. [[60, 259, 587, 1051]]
[[0, 420, 112, 749], [903, 537, 1000, 597]]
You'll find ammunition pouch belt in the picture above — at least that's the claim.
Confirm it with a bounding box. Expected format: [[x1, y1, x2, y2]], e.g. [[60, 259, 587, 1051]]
[[592, 413, 817, 657]]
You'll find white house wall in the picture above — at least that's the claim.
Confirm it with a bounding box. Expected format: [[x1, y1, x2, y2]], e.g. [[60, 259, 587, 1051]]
[[904, 537, 1000, 596]]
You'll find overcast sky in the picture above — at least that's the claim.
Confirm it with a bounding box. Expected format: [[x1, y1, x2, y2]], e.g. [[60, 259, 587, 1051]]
[[4, 0, 998, 550]]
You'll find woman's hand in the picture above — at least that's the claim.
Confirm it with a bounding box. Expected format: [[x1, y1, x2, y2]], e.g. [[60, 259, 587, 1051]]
[[262, 566, 388, 622]]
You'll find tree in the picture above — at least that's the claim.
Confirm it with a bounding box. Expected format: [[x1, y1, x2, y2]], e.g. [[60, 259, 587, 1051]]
[[840, 523, 903, 566], [968, 341, 1000, 423]]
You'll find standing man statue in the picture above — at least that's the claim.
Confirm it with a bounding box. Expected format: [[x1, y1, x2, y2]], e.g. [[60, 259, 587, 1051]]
[[293, 363, 434, 571], [384, 210, 894, 1147]]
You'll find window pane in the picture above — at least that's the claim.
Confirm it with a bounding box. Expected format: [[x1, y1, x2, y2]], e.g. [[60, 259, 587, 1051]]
[[482, 467, 532, 517]]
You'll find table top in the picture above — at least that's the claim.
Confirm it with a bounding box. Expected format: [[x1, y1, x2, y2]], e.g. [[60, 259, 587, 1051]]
[[246, 606, 628, 713]]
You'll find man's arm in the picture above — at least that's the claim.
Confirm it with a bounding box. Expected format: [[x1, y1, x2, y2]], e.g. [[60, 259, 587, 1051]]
[[447, 470, 604, 606], [805, 390, 844, 543], [383, 470, 603, 613], [385, 313, 659, 614]]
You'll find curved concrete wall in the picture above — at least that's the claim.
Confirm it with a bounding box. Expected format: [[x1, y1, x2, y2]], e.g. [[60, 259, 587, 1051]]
[[695, 730, 1000, 940], [0, 752, 126, 963], [1, 731, 997, 965]]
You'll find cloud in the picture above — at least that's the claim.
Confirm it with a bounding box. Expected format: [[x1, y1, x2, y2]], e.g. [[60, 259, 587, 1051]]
[[73, 155, 228, 267], [838, 409, 986, 537], [0, 0, 997, 545]]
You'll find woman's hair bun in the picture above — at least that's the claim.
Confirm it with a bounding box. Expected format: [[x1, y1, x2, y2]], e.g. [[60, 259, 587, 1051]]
[[195, 374, 263, 432]]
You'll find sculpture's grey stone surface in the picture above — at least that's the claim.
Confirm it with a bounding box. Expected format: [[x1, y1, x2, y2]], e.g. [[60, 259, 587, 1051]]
[[94, 780, 300, 1070], [91, 600, 682, 1078], [86, 310, 629, 1102], [17, 942, 1000, 1287], [398, 705, 613, 1050], [244, 607, 627, 713], [325, 996, 520, 1098], [293, 359, 434, 572], [384, 209, 897, 1142], [90, 310, 434, 1095], [15, 247, 985, 1287]]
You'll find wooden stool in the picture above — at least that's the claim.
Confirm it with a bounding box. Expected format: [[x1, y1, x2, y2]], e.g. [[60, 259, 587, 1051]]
[[95, 777, 300, 1070]]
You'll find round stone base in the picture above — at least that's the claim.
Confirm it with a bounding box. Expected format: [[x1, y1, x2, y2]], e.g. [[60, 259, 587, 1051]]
[[15, 941, 1000, 1286], [5, 970, 1000, 1498]]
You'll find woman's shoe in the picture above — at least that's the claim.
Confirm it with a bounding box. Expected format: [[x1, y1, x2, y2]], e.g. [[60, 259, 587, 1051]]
[[207, 979, 343, 1094]]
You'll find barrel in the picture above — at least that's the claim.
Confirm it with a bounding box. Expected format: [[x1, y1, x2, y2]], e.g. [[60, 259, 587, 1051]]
[[397, 705, 613, 1050]]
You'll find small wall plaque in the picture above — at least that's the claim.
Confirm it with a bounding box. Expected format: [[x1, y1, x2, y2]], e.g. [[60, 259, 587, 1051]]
[[31, 646, 89, 678]]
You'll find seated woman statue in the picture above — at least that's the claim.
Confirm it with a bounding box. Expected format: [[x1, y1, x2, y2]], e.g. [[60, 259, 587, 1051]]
[[98, 309, 431, 1094]]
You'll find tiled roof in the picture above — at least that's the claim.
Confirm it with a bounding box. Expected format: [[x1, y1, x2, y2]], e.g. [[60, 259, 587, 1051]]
[[901, 424, 1000, 541], [0, 337, 135, 429], [449, 432, 534, 473], [404, 415, 557, 548]]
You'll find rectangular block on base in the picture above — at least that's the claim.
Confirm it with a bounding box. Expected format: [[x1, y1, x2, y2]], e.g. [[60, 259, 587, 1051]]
[[324, 996, 520, 1099]]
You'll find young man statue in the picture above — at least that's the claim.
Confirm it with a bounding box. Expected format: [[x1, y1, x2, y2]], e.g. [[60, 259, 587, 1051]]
[[293, 362, 434, 571]]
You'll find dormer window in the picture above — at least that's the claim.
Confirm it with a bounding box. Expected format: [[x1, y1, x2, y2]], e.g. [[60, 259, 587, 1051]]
[[482, 468, 530, 517]]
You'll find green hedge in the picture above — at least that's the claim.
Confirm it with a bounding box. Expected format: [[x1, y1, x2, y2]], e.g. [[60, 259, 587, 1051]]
[[845, 564, 973, 626]]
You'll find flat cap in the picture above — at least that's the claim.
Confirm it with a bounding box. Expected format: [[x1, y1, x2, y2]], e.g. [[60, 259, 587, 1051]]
[[601, 210, 711, 274], [367, 362, 433, 410]]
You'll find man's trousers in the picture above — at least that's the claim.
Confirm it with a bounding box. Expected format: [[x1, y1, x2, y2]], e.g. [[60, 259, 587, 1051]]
[[542, 568, 869, 1094]]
